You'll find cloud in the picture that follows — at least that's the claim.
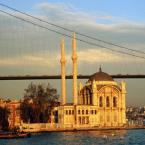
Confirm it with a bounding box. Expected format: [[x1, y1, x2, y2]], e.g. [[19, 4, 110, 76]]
[[0, 54, 59, 67], [35, 2, 96, 26], [35, 2, 145, 32], [0, 2, 145, 75], [0, 48, 143, 69]]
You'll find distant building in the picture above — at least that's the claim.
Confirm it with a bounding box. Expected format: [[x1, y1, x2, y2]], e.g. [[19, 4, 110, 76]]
[[126, 106, 145, 126], [0, 99, 7, 107], [0, 99, 21, 128], [6, 100, 21, 128]]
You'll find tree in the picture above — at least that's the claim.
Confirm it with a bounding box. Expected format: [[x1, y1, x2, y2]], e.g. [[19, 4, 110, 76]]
[[20, 82, 59, 123], [0, 106, 10, 131]]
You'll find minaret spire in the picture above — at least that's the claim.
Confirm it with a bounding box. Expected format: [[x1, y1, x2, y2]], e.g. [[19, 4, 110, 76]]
[[60, 38, 66, 105], [72, 32, 78, 105]]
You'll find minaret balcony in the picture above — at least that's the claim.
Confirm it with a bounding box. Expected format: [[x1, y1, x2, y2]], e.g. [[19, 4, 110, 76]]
[[71, 56, 77, 61], [60, 59, 66, 64]]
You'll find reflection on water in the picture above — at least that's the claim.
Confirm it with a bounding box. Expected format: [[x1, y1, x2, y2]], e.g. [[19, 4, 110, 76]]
[[79, 129, 127, 137], [0, 129, 145, 145], [60, 130, 127, 145]]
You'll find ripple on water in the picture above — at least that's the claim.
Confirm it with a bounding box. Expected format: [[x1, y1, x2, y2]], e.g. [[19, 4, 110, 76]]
[[0, 129, 145, 145]]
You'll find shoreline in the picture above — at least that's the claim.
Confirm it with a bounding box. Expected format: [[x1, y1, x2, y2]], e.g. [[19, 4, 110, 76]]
[[23, 126, 145, 133]]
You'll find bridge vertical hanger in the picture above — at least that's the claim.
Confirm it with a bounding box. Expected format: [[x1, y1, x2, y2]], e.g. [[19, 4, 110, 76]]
[[60, 38, 66, 105], [72, 32, 78, 105]]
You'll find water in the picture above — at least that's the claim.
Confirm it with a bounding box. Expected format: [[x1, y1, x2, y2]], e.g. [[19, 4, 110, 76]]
[[0, 129, 145, 145]]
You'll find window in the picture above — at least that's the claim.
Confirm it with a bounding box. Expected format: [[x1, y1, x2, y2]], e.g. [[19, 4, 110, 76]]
[[82, 117, 85, 124], [95, 110, 97, 114], [91, 110, 93, 114], [86, 110, 88, 114], [113, 97, 117, 107], [72, 110, 74, 115], [86, 117, 89, 124], [82, 110, 84, 114], [78, 110, 80, 114], [106, 96, 110, 107], [79, 117, 81, 124], [99, 96, 103, 107], [69, 110, 71, 115], [66, 110, 68, 115]]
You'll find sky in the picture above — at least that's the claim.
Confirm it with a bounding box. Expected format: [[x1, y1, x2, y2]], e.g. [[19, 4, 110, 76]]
[[0, 0, 145, 106]]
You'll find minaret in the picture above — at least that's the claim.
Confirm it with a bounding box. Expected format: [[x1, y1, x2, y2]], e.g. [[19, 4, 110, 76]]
[[72, 32, 78, 105], [121, 81, 126, 124], [60, 38, 66, 105]]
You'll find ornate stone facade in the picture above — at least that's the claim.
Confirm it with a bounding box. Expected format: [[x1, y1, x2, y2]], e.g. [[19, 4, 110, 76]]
[[55, 33, 127, 128]]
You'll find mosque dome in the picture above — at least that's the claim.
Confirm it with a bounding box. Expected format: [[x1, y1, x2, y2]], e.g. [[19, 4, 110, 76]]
[[89, 67, 114, 82]]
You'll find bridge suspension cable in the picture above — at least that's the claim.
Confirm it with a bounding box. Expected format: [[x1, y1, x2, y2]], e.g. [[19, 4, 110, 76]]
[[0, 3, 145, 55], [0, 9, 145, 60]]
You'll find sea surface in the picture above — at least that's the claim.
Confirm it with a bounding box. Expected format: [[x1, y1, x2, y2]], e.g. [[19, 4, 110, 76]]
[[0, 129, 145, 145]]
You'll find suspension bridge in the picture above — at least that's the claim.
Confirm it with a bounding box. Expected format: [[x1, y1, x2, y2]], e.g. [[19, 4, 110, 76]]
[[0, 3, 145, 81], [0, 74, 145, 80]]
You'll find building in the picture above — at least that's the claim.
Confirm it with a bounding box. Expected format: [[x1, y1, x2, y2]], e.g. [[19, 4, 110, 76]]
[[0, 99, 21, 129], [126, 106, 145, 126], [0, 99, 7, 107], [6, 100, 21, 128], [51, 33, 127, 128]]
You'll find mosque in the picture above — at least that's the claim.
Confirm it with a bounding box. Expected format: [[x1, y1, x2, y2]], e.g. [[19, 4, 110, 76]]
[[52, 33, 127, 128]]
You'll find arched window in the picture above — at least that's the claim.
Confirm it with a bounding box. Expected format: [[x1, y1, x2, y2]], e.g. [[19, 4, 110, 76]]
[[113, 97, 117, 107], [95, 110, 97, 114], [99, 96, 103, 107], [66, 110, 68, 115], [106, 96, 110, 107], [86, 110, 88, 114], [78, 110, 80, 114], [91, 110, 93, 114], [69, 110, 71, 115], [82, 110, 84, 114]]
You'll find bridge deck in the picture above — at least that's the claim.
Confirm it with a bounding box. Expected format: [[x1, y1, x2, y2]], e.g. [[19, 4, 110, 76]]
[[0, 75, 145, 80]]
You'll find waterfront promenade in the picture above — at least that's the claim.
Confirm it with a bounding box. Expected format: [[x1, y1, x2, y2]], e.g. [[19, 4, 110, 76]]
[[21, 123, 145, 133]]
